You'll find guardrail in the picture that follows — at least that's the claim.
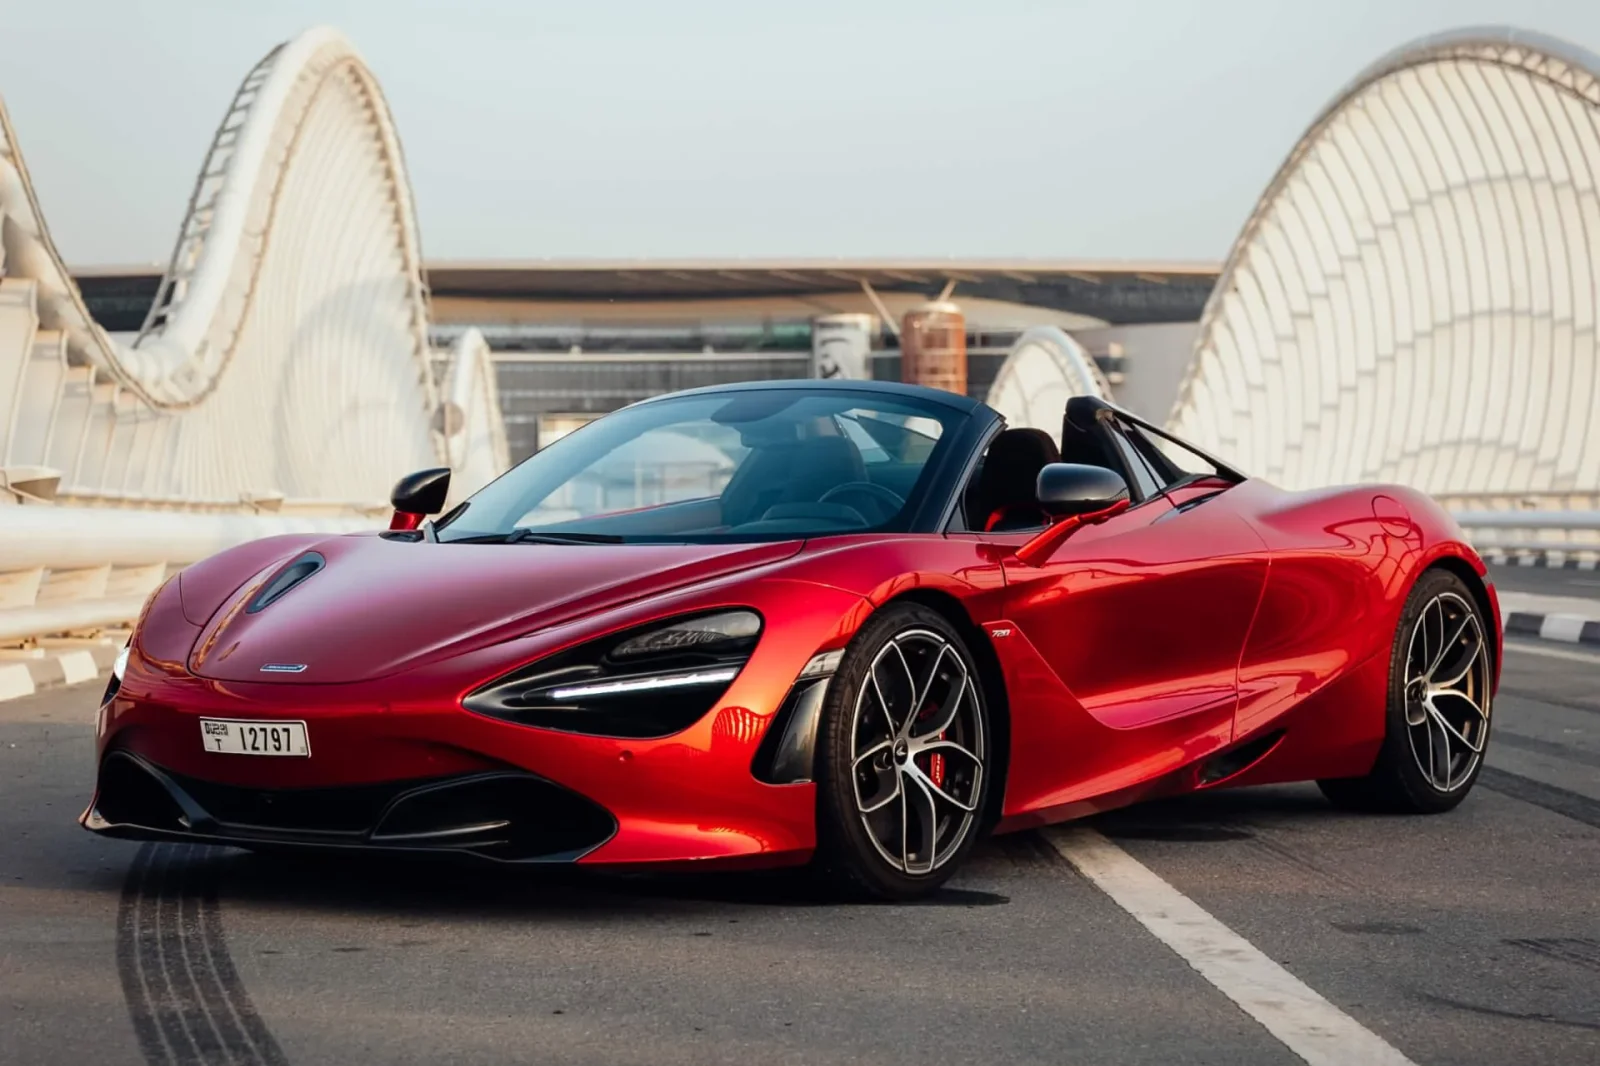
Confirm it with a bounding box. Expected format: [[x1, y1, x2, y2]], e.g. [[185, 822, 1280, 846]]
[[0, 506, 373, 644], [1453, 511, 1600, 530], [1452, 510, 1600, 559]]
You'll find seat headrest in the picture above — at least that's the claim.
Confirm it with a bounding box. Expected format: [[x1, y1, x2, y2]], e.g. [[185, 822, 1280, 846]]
[[781, 436, 867, 502], [987, 427, 1060, 469]]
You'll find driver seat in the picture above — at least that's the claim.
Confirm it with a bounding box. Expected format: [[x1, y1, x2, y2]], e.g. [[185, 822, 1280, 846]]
[[966, 428, 1060, 532], [721, 435, 867, 526]]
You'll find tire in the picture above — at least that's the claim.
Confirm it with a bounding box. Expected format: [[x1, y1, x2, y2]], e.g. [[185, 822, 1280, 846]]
[[812, 603, 992, 900], [1318, 568, 1494, 813]]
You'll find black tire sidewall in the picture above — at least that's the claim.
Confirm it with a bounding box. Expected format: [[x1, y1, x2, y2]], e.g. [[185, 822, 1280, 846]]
[[1376, 568, 1491, 812]]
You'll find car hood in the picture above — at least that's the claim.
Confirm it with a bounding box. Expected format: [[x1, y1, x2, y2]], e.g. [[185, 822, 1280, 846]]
[[188, 534, 802, 684]]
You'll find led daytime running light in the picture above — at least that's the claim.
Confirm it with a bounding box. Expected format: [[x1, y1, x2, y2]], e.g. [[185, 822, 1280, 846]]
[[548, 668, 739, 701]]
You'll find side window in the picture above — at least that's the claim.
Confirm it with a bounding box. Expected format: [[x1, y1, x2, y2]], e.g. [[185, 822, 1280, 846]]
[[1130, 424, 1221, 482], [1107, 428, 1163, 500]]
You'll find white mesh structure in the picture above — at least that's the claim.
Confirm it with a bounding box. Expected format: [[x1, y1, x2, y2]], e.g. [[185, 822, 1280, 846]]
[[0, 27, 504, 512], [985, 326, 1112, 432], [1169, 27, 1600, 510], [436, 328, 512, 505]]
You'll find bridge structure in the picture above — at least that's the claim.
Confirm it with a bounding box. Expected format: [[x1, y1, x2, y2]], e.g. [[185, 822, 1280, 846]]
[[0, 29, 507, 672], [1168, 27, 1600, 556], [1, 24, 1597, 671]]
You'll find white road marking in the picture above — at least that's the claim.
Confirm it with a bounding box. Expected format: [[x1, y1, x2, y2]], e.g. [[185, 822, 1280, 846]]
[[0, 663, 35, 702], [1539, 614, 1591, 642], [1503, 640, 1600, 665], [1045, 826, 1418, 1066], [58, 650, 98, 686]]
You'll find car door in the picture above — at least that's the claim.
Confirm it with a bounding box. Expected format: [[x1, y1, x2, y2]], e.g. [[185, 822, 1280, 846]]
[[988, 414, 1270, 747]]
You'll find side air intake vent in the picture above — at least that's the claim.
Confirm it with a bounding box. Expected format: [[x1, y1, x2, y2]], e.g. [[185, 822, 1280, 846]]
[[246, 552, 326, 614]]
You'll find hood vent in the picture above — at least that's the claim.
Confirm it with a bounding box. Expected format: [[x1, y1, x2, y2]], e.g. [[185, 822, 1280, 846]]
[[246, 552, 326, 614]]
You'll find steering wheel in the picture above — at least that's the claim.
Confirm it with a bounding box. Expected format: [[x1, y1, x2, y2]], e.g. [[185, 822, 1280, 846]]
[[818, 481, 906, 524]]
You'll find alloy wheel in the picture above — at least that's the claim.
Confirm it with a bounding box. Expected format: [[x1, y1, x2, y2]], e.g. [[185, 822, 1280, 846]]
[[849, 628, 985, 875], [1403, 591, 1492, 792]]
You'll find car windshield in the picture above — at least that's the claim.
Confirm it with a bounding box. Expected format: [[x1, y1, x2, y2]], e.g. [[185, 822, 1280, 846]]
[[435, 388, 961, 543]]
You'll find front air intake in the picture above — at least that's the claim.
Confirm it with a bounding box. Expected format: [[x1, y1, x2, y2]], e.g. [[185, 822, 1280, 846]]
[[246, 552, 325, 614]]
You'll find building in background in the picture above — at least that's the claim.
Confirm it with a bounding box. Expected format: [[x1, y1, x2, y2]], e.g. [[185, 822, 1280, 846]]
[[73, 258, 1217, 461]]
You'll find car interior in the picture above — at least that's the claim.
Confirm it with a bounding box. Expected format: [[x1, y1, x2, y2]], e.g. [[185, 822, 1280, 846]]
[[954, 397, 1223, 534], [472, 390, 1231, 543], [963, 427, 1060, 532], [506, 402, 949, 539]]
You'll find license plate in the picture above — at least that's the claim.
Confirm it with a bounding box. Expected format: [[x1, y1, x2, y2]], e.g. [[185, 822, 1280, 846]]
[[199, 718, 310, 757]]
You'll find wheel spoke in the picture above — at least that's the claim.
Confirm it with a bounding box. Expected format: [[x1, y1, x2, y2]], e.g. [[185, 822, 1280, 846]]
[[1426, 610, 1472, 679], [1405, 609, 1430, 685], [867, 666, 900, 739], [902, 771, 940, 874], [857, 771, 901, 814], [916, 737, 983, 772], [853, 739, 893, 770], [904, 643, 951, 740], [1431, 685, 1489, 726], [1428, 695, 1487, 753], [1426, 709, 1453, 787], [906, 762, 979, 813], [911, 669, 969, 741], [1424, 597, 1445, 674], [1430, 624, 1483, 688], [887, 641, 919, 734]]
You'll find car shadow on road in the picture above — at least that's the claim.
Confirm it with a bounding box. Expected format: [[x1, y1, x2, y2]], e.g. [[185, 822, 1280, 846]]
[[1088, 781, 1338, 841], [201, 846, 1012, 919], [191, 784, 1336, 919]]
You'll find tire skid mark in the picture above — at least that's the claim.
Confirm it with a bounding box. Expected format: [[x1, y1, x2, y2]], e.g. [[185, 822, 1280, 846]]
[[1242, 832, 1366, 895], [117, 843, 289, 1066], [1505, 937, 1600, 975], [116, 846, 170, 1063], [146, 845, 200, 1063], [1480, 767, 1600, 829]]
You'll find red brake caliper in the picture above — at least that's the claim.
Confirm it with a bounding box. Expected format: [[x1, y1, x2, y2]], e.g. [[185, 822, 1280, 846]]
[[916, 702, 947, 787]]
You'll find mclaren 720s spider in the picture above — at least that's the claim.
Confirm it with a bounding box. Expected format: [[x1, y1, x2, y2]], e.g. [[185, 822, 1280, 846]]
[[83, 381, 1502, 899]]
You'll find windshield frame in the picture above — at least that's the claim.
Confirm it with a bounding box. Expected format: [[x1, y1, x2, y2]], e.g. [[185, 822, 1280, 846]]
[[433, 382, 995, 545]]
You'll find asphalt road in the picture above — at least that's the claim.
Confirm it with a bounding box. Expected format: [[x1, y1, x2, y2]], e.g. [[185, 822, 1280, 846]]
[[2, 642, 1596, 1066]]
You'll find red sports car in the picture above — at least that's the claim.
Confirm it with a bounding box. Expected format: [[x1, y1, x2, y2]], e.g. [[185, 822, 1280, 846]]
[[83, 382, 1501, 899]]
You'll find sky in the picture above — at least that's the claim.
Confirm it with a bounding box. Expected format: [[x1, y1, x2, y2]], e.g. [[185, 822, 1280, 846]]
[[6, 0, 1600, 267]]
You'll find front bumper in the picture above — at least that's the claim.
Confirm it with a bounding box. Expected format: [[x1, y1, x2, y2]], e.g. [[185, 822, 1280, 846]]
[[83, 678, 818, 867], [82, 578, 865, 869], [83, 751, 619, 862]]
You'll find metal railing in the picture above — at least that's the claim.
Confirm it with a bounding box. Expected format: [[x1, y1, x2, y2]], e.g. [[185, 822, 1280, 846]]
[[0, 507, 373, 645], [1452, 509, 1600, 557]]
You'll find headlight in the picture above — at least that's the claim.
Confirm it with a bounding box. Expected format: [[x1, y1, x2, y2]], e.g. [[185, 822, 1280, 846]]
[[463, 610, 763, 739], [609, 611, 760, 661], [102, 642, 131, 706]]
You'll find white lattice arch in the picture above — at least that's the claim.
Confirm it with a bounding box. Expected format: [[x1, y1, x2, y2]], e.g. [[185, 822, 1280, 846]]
[[985, 326, 1111, 433], [0, 27, 504, 510], [1168, 27, 1600, 508]]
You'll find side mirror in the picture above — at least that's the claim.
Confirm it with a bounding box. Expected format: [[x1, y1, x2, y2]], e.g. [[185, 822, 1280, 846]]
[[1036, 463, 1129, 517], [1014, 464, 1131, 567], [389, 467, 452, 531]]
